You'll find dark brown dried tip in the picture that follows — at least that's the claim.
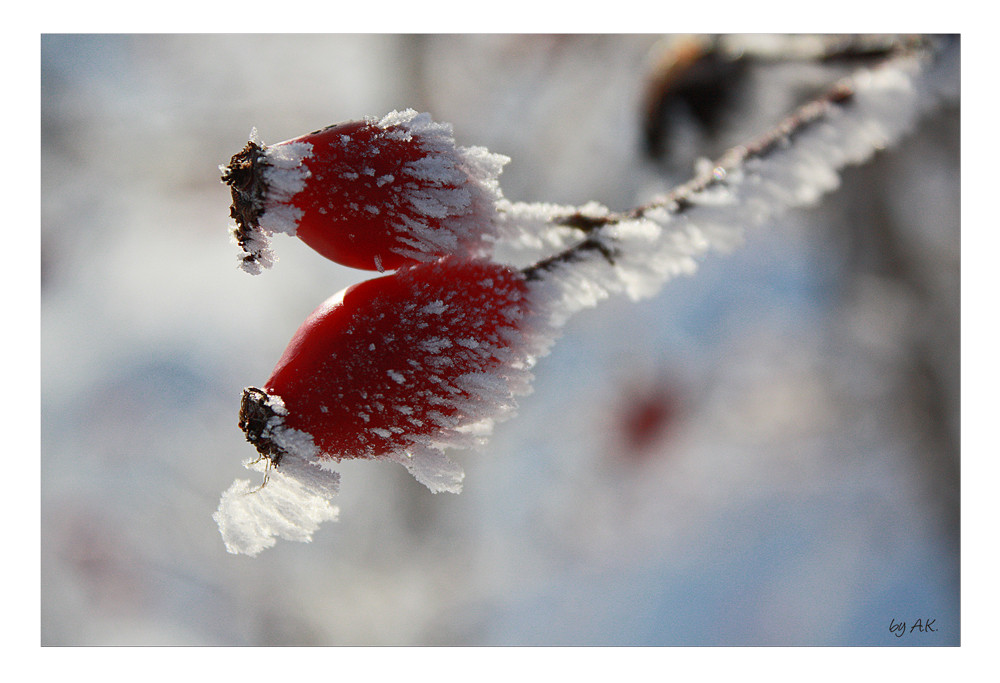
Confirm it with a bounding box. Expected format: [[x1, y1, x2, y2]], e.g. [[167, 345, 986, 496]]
[[238, 386, 285, 466], [221, 141, 270, 268], [641, 37, 749, 162]]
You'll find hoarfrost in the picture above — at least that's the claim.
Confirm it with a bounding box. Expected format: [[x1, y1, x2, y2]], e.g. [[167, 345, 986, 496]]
[[258, 141, 313, 235], [213, 453, 340, 557], [421, 300, 448, 315], [230, 228, 274, 276], [419, 337, 453, 353], [519, 43, 959, 324], [374, 109, 515, 263], [386, 447, 464, 494]]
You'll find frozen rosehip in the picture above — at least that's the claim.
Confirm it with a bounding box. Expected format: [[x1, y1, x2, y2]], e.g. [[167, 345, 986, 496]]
[[221, 109, 510, 274], [238, 256, 553, 492]]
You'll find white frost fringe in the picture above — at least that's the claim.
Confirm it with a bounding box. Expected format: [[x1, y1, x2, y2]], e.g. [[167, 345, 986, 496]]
[[214, 454, 341, 556]]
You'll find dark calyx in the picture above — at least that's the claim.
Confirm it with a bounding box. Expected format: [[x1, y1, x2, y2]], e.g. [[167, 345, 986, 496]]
[[238, 387, 285, 466], [221, 141, 270, 266]]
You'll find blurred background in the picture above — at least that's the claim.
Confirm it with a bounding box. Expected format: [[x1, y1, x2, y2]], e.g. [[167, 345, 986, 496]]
[[40, 34, 959, 646]]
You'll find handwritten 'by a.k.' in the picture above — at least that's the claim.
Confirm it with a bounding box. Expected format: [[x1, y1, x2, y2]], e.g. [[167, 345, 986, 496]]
[[889, 618, 937, 638]]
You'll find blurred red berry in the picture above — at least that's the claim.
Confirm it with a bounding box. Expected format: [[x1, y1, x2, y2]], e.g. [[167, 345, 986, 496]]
[[615, 379, 680, 459], [222, 109, 509, 274], [239, 257, 551, 473]]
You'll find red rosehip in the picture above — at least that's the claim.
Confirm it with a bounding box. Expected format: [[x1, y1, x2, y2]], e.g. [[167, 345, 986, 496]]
[[221, 109, 510, 274], [238, 256, 553, 492]]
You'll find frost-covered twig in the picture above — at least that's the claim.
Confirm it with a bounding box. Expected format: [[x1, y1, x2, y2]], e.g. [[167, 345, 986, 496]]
[[519, 37, 958, 318]]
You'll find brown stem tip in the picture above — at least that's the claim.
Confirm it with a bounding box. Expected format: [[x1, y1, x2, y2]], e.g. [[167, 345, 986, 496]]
[[221, 141, 271, 268], [238, 387, 286, 466]]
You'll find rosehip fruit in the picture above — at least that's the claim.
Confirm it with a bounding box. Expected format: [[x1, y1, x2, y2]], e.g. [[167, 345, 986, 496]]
[[238, 256, 553, 492], [221, 109, 510, 274]]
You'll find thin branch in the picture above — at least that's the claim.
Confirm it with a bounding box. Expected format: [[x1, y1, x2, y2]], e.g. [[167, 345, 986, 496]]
[[522, 39, 951, 283]]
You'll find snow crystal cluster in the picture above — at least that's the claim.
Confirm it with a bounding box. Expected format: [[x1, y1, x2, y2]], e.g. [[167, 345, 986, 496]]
[[373, 109, 513, 264], [214, 453, 341, 557], [367, 265, 558, 495], [256, 135, 313, 236], [215, 390, 342, 555]]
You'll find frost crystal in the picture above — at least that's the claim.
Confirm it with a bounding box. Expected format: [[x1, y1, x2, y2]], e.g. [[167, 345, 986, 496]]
[[372, 109, 513, 264], [214, 453, 340, 556]]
